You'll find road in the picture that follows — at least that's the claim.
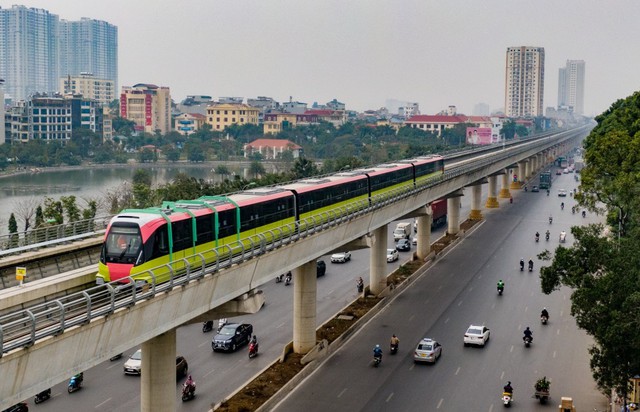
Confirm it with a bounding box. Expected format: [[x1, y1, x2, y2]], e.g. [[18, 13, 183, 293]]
[[28, 187, 480, 411], [273, 169, 610, 412]]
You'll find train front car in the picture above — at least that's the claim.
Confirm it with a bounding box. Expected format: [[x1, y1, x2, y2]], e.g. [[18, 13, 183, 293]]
[[97, 213, 159, 284]]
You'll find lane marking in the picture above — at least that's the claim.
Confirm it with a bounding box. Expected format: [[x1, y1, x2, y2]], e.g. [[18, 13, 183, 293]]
[[444, 317, 450, 324], [510, 345, 514, 353], [95, 398, 112, 409], [469, 286, 473, 292], [458, 300, 463, 306], [500, 371, 505, 380], [560, 310, 564, 317], [337, 388, 347, 398], [106, 363, 119, 370], [491, 302, 496, 310], [203, 367, 216, 378], [437, 398, 444, 409], [455, 366, 461, 375], [524, 306, 528, 313], [409, 364, 415, 371], [327, 289, 335, 295], [409, 314, 415, 322], [553, 351, 557, 358], [277, 322, 286, 329], [557, 329, 560, 335], [489, 403, 494, 412], [198, 341, 208, 348], [386, 393, 394, 402]]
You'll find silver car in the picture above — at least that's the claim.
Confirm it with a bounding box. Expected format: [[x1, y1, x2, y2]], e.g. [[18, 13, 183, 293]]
[[413, 338, 442, 363]]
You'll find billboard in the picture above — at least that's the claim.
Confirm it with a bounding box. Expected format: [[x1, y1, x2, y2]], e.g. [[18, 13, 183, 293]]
[[466, 127, 494, 145]]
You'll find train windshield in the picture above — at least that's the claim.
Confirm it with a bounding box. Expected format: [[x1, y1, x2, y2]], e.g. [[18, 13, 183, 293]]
[[104, 225, 143, 264]]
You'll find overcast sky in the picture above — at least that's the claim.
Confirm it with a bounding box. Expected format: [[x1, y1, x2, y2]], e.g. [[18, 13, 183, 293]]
[[3, 0, 638, 116]]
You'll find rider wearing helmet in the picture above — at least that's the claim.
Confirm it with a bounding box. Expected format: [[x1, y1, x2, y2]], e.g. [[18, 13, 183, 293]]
[[504, 381, 514, 394], [373, 344, 383, 359], [520, 258, 524, 270], [541, 308, 549, 319], [497, 279, 505, 290], [390, 334, 399, 346], [523, 326, 533, 342]]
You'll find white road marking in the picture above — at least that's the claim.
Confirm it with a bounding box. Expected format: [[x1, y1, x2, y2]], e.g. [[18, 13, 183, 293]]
[[500, 371, 505, 380], [444, 317, 449, 324], [95, 398, 112, 408], [489, 403, 494, 412], [277, 322, 286, 328], [409, 364, 415, 371], [455, 366, 461, 375], [327, 289, 335, 295], [106, 363, 119, 370], [510, 345, 514, 353], [437, 285, 443, 291], [409, 314, 415, 322], [557, 329, 560, 335], [203, 367, 217, 378], [198, 341, 208, 348], [491, 302, 496, 309], [560, 310, 564, 317], [553, 351, 557, 358], [437, 398, 444, 409], [458, 300, 463, 306], [524, 306, 528, 313], [337, 388, 347, 398], [469, 286, 473, 292]]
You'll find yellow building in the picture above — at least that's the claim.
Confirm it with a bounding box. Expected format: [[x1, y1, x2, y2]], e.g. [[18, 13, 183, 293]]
[[205, 103, 259, 131], [263, 112, 319, 135], [120, 84, 172, 134], [59, 73, 115, 106]]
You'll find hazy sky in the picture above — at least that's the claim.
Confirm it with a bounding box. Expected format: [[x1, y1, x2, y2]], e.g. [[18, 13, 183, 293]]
[[2, 0, 639, 116]]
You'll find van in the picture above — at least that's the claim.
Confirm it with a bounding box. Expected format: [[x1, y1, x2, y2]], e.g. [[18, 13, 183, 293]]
[[393, 222, 412, 241]]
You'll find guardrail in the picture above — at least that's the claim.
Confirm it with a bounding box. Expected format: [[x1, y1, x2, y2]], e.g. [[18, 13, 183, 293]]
[[0, 127, 586, 356], [0, 215, 114, 258]]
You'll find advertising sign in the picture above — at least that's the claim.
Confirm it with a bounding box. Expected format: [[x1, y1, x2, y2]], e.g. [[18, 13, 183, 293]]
[[120, 94, 127, 117], [145, 94, 153, 126], [466, 127, 493, 145]]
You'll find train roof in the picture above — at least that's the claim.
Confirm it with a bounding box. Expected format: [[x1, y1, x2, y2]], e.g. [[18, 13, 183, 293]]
[[279, 174, 367, 192]]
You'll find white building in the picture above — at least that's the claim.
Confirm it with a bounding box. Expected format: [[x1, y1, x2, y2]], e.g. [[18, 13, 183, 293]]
[[59, 73, 115, 106], [0, 79, 4, 144], [558, 60, 585, 115], [504, 46, 545, 117]]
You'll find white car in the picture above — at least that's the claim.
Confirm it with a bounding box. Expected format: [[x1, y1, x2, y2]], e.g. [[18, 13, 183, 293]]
[[463, 324, 490, 347], [123, 349, 142, 375], [558, 189, 567, 197], [414, 338, 443, 363], [386, 249, 399, 262], [330, 251, 351, 263]]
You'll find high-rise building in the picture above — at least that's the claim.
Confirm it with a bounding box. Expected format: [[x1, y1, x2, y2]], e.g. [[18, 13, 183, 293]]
[[59, 18, 118, 92], [557, 60, 585, 115], [0, 5, 60, 101], [0, 78, 5, 144], [0, 6, 117, 103], [120, 84, 172, 134], [60, 73, 115, 106], [504, 46, 545, 117]]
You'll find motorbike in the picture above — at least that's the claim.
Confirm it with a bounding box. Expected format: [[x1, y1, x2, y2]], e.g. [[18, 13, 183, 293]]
[[248, 341, 259, 359], [541, 315, 548, 325], [181, 381, 196, 402], [545, 232, 550, 241], [202, 320, 214, 333], [497, 285, 504, 296], [582, 210, 586, 218], [373, 355, 382, 367], [535, 234, 539, 243], [524, 336, 532, 347], [275, 274, 284, 283], [502, 392, 513, 407], [284, 272, 292, 286], [528, 262, 534, 272], [561, 203, 564, 210], [559, 232, 566, 243], [109, 353, 123, 361], [549, 216, 553, 224], [68, 374, 83, 393], [390, 343, 398, 355], [34, 388, 51, 404], [519, 260, 524, 272]]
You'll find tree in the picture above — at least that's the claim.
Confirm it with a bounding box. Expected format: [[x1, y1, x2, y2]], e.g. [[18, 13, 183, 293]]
[[12, 197, 39, 232], [35, 206, 44, 228], [249, 160, 265, 178], [133, 169, 152, 187], [60, 196, 81, 222], [165, 147, 181, 162], [43, 197, 64, 225], [291, 157, 319, 178], [138, 148, 155, 163], [8, 213, 19, 247]]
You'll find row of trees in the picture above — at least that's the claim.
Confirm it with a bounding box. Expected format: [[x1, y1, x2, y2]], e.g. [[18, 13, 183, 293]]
[[539, 90, 640, 404]]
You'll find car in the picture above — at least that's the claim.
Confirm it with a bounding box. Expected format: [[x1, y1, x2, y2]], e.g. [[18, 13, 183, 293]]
[[563, 168, 569, 174], [556, 170, 562, 175], [212, 323, 253, 352], [413, 338, 442, 363], [386, 249, 399, 262], [330, 251, 351, 263], [2, 403, 28, 412], [531, 185, 539, 192], [464, 324, 490, 347], [316, 260, 326, 277], [396, 238, 411, 252], [412, 236, 417, 245], [558, 189, 567, 197], [123, 349, 189, 379]]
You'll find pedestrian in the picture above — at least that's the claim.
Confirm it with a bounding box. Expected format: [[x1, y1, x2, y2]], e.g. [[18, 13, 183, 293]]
[[356, 277, 364, 293], [509, 196, 513, 204]]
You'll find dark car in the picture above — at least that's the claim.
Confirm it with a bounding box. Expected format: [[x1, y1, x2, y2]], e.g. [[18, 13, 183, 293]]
[[317, 260, 326, 277], [212, 323, 253, 352], [396, 238, 411, 252], [176, 355, 188, 379], [2, 403, 28, 412]]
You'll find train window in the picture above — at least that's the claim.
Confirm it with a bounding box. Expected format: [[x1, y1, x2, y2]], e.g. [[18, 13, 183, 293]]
[[149, 225, 169, 260], [218, 210, 237, 239], [195, 215, 214, 245], [172, 219, 193, 252]]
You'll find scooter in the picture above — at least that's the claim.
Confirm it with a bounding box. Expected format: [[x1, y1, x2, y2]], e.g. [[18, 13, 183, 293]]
[[373, 355, 382, 367], [497, 286, 504, 296], [34, 388, 51, 404], [502, 392, 513, 407], [541, 315, 548, 325], [202, 320, 214, 333], [68, 374, 83, 393], [545, 232, 550, 241], [535, 234, 539, 243], [275, 274, 284, 283], [524, 336, 532, 348], [181, 381, 196, 402], [519, 261, 524, 272], [248, 341, 259, 359], [549, 216, 553, 224], [284, 272, 292, 286], [109, 353, 123, 361], [528, 262, 534, 272], [390, 343, 398, 355]]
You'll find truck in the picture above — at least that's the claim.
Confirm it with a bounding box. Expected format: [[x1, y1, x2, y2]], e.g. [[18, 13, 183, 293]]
[[393, 222, 412, 241], [413, 199, 448, 232], [539, 172, 552, 190]]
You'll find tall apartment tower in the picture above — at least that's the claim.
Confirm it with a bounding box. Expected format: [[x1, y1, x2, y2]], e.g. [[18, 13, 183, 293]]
[[0, 5, 60, 101], [0, 78, 5, 144], [59, 18, 118, 92], [557, 60, 585, 115], [504, 46, 545, 117]]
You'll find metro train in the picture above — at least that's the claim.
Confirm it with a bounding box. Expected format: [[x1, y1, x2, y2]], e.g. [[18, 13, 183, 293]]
[[96, 155, 445, 285]]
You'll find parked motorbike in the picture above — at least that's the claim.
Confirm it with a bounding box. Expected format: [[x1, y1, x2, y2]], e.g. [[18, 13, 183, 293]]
[[502, 392, 513, 407], [34, 388, 51, 404], [248, 341, 259, 359], [181, 381, 196, 402], [68, 373, 83, 393], [202, 320, 214, 333], [524, 336, 533, 348]]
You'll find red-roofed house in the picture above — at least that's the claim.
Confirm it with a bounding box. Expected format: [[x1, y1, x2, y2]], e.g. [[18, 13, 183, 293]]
[[174, 113, 206, 135], [244, 139, 303, 159], [404, 115, 469, 136]]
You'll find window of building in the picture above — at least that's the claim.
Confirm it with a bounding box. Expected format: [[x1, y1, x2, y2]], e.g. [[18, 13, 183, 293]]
[[224, 118, 227, 122], [240, 118, 244, 123]]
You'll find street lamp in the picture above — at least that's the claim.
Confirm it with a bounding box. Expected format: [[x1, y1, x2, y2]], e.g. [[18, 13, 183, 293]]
[[241, 182, 257, 191]]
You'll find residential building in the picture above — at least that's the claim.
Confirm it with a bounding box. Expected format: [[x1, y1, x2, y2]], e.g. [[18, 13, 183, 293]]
[[504, 46, 545, 117], [282, 100, 308, 114], [176, 95, 212, 116], [247, 96, 279, 111], [205, 103, 259, 131], [218, 97, 244, 104], [66, 93, 104, 136], [244, 138, 303, 159], [263, 112, 319, 135], [405, 115, 468, 136], [558, 60, 585, 115], [59, 73, 115, 106], [399, 102, 420, 118], [102, 107, 113, 141], [303, 109, 345, 127], [59, 18, 118, 91], [5, 101, 29, 143], [0, 78, 4, 144], [174, 113, 206, 135], [27, 94, 72, 143], [0, 5, 60, 101], [120, 84, 172, 134]]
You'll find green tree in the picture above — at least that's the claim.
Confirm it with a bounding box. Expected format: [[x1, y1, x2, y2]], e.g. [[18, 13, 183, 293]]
[[500, 120, 516, 140], [133, 169, 152, 187], [35, 206, 44, 228], [8, 213, 19, 247], [60, 196, 81, 222], [216, 165, 231, 176], [165, 147, 181, 162], [291, 157, 319, 178], [43, 198, 64, 225], [249, 160, 266, 178], [138, 148, 155, 163]]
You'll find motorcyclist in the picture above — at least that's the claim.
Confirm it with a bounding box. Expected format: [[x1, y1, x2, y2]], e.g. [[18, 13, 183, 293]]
[[497, 279, 505, 292], [73, 372, 84, 384], [184, 374, 195, 394], [523, 326, 533, 342], [250, 335, 258, 345], [503, 381, 514, 395], [356, 277, 364, 293], [373, 344, 383, 360], [546, 189, 550, 196], [561, 202, 565, 210], [535, 231, 540, 242], [545, 230, 550, 240], [541, 308, 549, 319], [560, 230, 566, 242], [390, 334, 400, 347], [549, 215, 553, 224], [528, 258, 534, 271], [519, 258, 524, 271], [582, 210, 586, 218]]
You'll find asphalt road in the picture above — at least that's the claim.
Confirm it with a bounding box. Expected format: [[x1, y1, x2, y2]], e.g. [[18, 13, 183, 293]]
[[273, 169, 610, 412], [28, 190, 478, 411]]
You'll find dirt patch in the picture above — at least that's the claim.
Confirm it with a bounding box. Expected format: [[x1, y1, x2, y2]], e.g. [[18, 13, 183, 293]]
[[215, 220, 479, 411]]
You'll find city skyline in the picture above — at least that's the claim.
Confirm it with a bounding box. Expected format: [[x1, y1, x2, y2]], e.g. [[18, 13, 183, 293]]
[[1, 1, 639, 116]]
